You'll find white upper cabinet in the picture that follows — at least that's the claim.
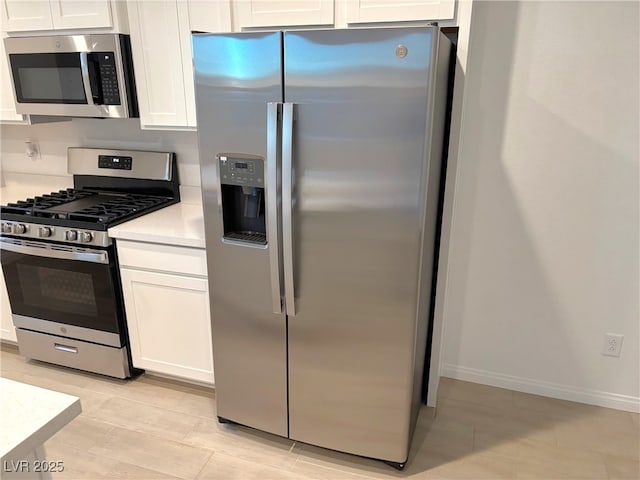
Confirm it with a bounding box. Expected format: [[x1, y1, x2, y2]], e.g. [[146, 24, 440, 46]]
[[234, 0, 334, 28], [49, 0, 113, 29], [127, 0, 230, 130], [345, 0, 455, 24], [1, 0, 122, 32], [1, 1, 53, 31], [127, 1, 192, 129], [188, 0, 232, 34], [125, 0, 453, 130], [0, 34, 24, 123]]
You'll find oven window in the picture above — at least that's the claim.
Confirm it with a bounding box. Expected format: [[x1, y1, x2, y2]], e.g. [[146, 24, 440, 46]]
[[9, 52, 87, 104], [1, 247, 122, 334], [18, 265, 98, 317]]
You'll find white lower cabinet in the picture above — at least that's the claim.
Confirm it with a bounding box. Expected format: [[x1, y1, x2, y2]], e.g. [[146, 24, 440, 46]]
[[117, 240, 214, 385]]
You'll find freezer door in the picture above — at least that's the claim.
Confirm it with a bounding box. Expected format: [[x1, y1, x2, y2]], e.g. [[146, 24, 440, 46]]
[[284, 28, 439, 462], [193, 32, 288, 437]]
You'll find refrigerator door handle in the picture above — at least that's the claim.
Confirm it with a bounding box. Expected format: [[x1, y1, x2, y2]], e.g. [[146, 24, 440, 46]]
[[282, 102, 296, 316], [267, 102, 283, 314]]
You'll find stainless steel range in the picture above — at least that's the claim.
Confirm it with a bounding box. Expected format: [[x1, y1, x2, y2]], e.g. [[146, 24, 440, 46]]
[[0, 148, 180, 378]]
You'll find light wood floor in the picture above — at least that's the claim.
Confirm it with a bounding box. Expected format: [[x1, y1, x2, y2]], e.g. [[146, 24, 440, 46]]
[[1, 343, 638, 479]]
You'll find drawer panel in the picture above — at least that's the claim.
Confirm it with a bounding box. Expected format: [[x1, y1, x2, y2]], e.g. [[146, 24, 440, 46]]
[[16, 329, 131, 379], [116, 240, 207, 276]]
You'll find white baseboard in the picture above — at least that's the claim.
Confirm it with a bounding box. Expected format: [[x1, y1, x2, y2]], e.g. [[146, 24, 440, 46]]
[[441, 364, 640, 413]]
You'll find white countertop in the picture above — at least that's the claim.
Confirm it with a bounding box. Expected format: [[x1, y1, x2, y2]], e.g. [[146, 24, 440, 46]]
[[109, 200, 206, 249], [0, 378, 81, 461]]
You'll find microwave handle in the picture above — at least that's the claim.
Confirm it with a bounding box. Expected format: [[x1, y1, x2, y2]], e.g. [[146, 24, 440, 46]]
[[80, 52, 97, 106]]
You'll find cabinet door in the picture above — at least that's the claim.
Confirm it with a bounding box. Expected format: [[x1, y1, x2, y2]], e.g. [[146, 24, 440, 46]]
[[121, 268, 214, 384], [0, 271, 17, 343], [1, 0, 53, 31], [345, 0, 455, 23], [127, 0, 193, 129], [188, 0, 231, 34], [49, 0, 112, 29], [234, 0, 333, 28], [0, 35, 24, 123]]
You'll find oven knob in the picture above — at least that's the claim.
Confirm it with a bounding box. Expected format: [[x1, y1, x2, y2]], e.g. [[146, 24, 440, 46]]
[[65, 230, 78, 241], [13, 224, 27, 234], [80, 232, 93, 243], [1, 223, 12, 234], [39, 226, 53, 237]]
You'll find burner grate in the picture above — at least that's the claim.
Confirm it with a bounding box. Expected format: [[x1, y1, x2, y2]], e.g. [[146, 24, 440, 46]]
[[66, 196, 172, 224], [1, 189, 93, 217], [0, 189, 174, 228]]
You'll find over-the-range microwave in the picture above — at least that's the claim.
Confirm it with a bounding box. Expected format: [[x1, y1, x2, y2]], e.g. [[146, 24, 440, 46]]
[[4, 34, 138, 119]]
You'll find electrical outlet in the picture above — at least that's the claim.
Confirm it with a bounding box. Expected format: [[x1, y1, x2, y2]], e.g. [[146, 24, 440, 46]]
[[25, 141, 40, 161], [602, 333, 624, 357]]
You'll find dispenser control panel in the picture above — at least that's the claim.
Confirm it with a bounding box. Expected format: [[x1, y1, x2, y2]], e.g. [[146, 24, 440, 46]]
[[219, 156, 264, 187]]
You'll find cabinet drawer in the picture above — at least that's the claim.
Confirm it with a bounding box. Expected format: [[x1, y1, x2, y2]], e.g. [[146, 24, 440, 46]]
[[116, 240, 207, 277]]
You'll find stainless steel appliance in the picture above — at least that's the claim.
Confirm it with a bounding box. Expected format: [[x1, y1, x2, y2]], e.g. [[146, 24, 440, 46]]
[[193, 27, 451, 468], [0, 148, 179, 378], [4, 34, 137, 118]]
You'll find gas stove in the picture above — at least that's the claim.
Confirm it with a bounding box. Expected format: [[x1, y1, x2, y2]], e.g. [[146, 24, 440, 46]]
[[1, 148, 180, 247], [1, 189, 175, 247], [0, 147, 180, 379]]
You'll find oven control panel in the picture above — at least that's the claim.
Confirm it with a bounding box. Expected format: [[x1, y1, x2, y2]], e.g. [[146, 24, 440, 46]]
[[0, 222, 110, 247], [99, 154, 132, 170]]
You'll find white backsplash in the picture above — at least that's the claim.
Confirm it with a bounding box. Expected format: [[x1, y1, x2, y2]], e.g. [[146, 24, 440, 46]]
[[0, 119, 201, 187]]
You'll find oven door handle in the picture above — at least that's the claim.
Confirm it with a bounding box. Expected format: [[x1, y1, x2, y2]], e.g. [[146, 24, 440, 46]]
[[0, 240, 109, 264]]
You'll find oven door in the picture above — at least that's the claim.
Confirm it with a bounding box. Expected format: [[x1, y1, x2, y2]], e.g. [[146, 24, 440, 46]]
[[0, 237, 124, 347]]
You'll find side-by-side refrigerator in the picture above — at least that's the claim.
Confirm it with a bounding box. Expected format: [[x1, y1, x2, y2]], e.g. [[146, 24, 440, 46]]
[[193, 27, 451, 468]]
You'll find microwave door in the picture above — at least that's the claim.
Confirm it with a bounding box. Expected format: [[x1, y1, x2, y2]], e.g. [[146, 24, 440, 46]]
[[9, 51, 89, 106]]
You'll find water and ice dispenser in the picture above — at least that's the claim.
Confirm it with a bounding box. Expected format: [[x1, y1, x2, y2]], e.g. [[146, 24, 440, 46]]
[[219, 155, 266, 245]]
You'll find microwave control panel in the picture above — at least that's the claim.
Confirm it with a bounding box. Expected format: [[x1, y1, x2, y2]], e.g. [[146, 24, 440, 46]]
[[93, 52, 121, 105]]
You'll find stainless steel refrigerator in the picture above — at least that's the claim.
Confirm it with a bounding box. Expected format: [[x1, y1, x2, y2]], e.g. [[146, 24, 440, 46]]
[[193, 27, 451, 468]]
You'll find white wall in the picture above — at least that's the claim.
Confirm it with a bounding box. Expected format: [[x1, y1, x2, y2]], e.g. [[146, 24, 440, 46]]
[[0, 119, 200, 186], [439, 1, 639, 411]]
